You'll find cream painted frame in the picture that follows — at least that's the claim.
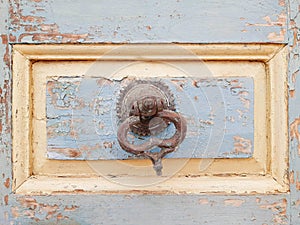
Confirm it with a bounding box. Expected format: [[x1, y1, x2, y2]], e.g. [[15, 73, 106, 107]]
[[12, 44, 288, 194]]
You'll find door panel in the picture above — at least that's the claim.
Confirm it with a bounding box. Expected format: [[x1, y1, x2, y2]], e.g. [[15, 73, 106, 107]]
[[0, 0, 297, 224]]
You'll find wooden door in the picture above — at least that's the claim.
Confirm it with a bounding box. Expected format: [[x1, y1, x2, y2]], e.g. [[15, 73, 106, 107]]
[[0, 1, 299, 224]]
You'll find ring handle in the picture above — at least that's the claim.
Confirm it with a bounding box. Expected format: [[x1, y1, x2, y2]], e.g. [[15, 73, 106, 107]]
[[117, 110, 187, 175]]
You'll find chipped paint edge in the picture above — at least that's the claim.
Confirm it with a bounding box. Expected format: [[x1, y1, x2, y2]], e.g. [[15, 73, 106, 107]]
[[11, 43, 289, 194]]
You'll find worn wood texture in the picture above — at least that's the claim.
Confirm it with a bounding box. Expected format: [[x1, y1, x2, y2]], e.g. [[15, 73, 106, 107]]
[[0, 0, 295, 224], [0, 0, 12, 224], [8, 0, 286, 43], [5, 195, 290, 225], [46, 77, 254, 160], [288, 0, 300, 224]]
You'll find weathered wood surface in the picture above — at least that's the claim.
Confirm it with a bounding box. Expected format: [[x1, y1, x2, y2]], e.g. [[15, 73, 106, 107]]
[[0, 0, 296, 224], [46, 77, 254, 160], [8, 0, 286, 43], [3, 195, 290, 225], [288, 0, 300, 224]]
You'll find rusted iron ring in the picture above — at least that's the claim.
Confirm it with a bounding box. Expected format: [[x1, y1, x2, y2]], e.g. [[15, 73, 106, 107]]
[[117, 110, 187, 155]]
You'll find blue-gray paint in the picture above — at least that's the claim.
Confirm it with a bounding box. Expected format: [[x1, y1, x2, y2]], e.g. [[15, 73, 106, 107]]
[[9, 0, 286, 43], [1, 0, 298, 224], [7, 194, 289, 225], [46, 77, 254, 160]]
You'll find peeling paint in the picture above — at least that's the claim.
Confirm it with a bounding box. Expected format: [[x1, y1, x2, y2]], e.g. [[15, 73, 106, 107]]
[[49, 148, 82, 158], [11, 207, 19, 218], [259, 199, 288, 224], [46, 77, 254, 160], [198, 198, 210, 205], [290, 170, 295, 184], [3, 177, 9, 188], [0, 0, 296, 224], [224, 199, 245, 207], [296, 172, 300, 190], [232, 136, 252, 154], [16, 197, 78, 221], [4, 195, 8, 206], [290, 117, 300, 155], [267, 30, 286, 42], [19, 198, 39, 210], [64, 205, 79, 212]]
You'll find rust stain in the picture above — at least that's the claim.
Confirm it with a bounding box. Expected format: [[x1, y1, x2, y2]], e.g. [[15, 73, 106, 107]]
[[224, 199, 245, 207], [4, 195, 8, 205], [290, 118, 300, 155], [233, 136, 252, 154], [4, 177, 10, 188]]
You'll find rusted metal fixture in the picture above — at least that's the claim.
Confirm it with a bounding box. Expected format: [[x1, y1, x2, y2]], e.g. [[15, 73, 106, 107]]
[[117, 80, 187, 175]]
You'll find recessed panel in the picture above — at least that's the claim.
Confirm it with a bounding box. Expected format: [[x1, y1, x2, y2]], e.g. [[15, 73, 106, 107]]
[[46, 77, 254, 160]]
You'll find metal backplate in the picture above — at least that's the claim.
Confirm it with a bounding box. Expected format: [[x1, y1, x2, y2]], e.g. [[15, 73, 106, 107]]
[[116, 80, 175, 136]]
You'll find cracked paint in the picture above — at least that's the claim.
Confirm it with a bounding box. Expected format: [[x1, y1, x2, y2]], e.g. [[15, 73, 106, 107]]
[[232, 136, 252, 154], [15, 197, 79, 222], [0, 0, 296, 224], [259, 199, 288, 224], [46, 77, 254, 160]]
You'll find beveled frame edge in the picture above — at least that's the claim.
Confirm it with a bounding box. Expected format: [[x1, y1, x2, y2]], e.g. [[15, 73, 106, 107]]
[[12, 43, 288, 194]]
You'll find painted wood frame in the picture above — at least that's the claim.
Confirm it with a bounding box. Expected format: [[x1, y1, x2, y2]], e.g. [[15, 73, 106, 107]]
[[12, 44, 288, 195], [1, 0, 299, 224]]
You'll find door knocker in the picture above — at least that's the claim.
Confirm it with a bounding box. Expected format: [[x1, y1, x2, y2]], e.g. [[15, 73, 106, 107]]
[[116, 80, 187, 175]]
